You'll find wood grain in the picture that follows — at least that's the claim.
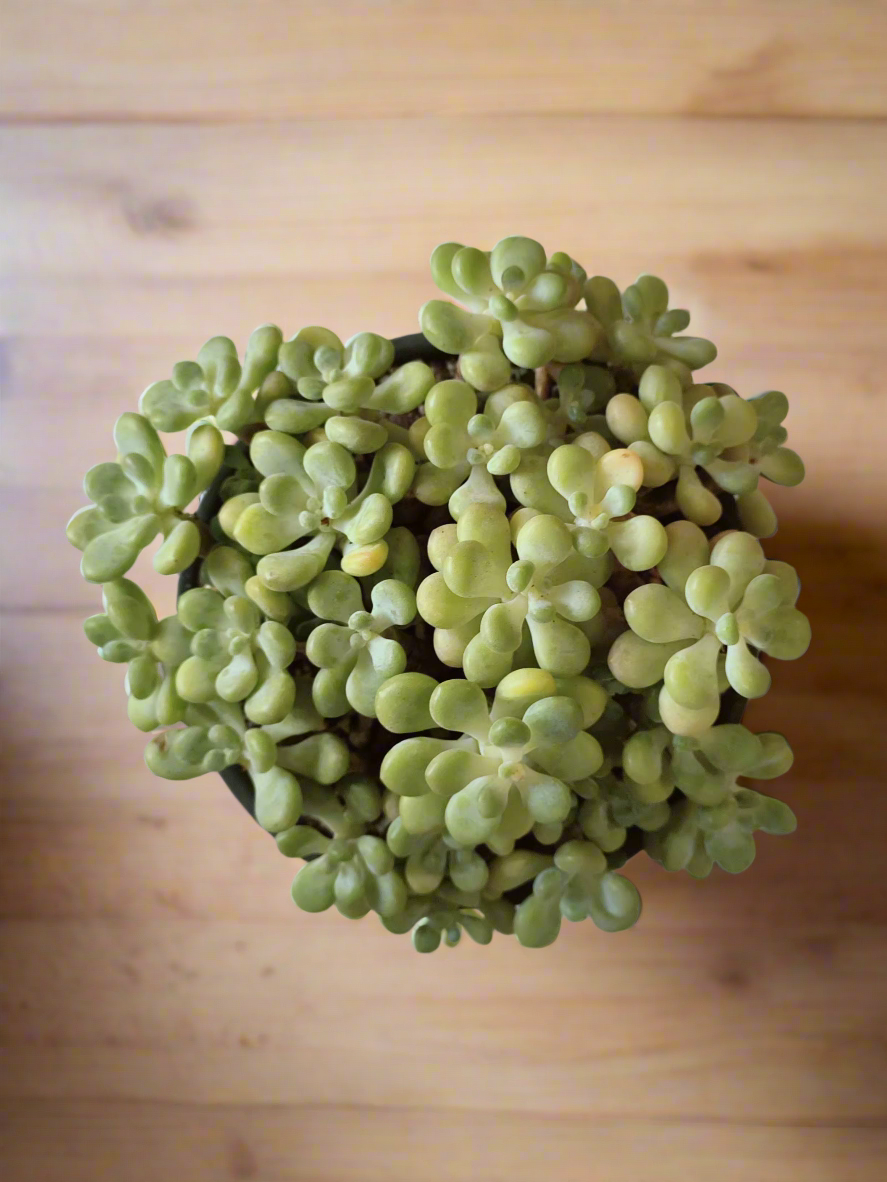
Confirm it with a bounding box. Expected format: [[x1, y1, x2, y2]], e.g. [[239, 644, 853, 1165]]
[[2, 1102, 884, 1182], [4, 117, 886, 282], [3, 1, 887, 120], [2, 5, 887, 1180]]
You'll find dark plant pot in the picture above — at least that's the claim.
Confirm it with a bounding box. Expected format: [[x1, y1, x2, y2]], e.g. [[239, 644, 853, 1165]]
[[177, 333, 747, 862]]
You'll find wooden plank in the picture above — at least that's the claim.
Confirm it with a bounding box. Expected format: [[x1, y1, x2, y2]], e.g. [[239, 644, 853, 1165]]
[[2, 1100, 884, 1182], [3, 118, 885, 283], [1, 916, 885, 1119], [2, 1, 887, 121]]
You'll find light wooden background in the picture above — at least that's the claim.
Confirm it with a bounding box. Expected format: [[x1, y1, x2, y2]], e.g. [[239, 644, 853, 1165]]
[[2, 4, 886, 1180]]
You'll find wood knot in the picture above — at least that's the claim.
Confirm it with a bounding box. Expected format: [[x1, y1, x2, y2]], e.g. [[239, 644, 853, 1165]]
[[228, 1135, 258, 1179], [121, 190, 195, 237], [712, 962, 751, 991]]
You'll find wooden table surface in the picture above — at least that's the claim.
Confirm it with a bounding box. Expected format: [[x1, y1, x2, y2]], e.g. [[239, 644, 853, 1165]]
[[2, 4, 886, 1179]]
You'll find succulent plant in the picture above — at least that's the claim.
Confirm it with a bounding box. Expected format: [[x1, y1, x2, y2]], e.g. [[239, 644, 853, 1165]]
[[420, 238, 600, 389], [68, 235, 810, 952], [416, 505, 608, 685], [66, 414, 225, 581], [413, 379, 549, 508], [140, 325, 284, 433], [613, 526, 811, 736], [224, 431, 416, 586], [175, 587, 297, 725], [305, 573, 416, 717], [381, 670, 607, 854], [585, 274, 717, 372]]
